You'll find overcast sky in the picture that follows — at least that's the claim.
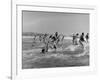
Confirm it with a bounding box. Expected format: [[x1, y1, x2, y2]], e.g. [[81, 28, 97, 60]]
[[22, 11, 89, 35]]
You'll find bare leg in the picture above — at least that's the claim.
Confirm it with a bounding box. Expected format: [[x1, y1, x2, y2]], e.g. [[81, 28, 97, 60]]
[[79, 40, 84, 49]]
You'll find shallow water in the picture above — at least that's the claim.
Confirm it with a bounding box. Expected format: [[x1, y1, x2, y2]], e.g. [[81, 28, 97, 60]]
[[22, 36, 89, 69]]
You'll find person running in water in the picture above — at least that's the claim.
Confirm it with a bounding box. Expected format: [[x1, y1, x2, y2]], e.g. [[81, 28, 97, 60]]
[[55, 32, 58, 38], [74, 33, 79, 45], [85, 33, 89, 43], [79, 32, 85, 48], [72, 34, 76, 45], [41, 39, 49, 53]]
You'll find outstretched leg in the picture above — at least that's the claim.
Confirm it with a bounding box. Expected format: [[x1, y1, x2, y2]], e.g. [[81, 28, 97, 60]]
[[79, 40, 84, 49]]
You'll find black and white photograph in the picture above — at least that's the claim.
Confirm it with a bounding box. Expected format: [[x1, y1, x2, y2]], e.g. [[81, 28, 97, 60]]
[[22, 11, 89, 69]]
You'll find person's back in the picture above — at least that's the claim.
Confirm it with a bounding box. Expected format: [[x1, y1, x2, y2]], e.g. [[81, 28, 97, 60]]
[[55, 32, 58, 38], [79, 33, 85, 48], [85, 33, 89, 42], [75, 33, 79, 45], [80, 33, 85, 42], [72, 34, 76, 45]]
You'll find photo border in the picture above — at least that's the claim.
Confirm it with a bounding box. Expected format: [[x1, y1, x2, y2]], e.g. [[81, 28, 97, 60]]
[[11, 2, 97, 80]]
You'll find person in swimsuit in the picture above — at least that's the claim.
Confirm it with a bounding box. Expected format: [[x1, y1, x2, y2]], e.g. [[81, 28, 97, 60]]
[[72, 34, 76, 45], [85, 33, 89, 43], [75, 33, 79, 45], [79, 32, 85, 48]]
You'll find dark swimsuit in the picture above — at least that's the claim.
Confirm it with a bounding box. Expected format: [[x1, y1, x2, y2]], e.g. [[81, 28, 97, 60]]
[[80, 35, 85, 42]]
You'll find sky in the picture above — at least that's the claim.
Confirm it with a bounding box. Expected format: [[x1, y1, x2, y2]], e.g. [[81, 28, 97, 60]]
[[22, 11, 89, 35]]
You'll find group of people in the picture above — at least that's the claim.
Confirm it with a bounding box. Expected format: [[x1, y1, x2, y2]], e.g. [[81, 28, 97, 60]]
[[42, 32, 64, 53], [32, 32, 89, 53], [72, 32, 89, 47]]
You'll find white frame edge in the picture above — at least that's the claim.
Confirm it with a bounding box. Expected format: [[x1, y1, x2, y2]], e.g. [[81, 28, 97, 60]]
[[11, 1, 97, 80]]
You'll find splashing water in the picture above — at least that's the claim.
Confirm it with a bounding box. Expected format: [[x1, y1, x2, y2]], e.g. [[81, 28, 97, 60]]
[[64, 42, 89, 57]]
